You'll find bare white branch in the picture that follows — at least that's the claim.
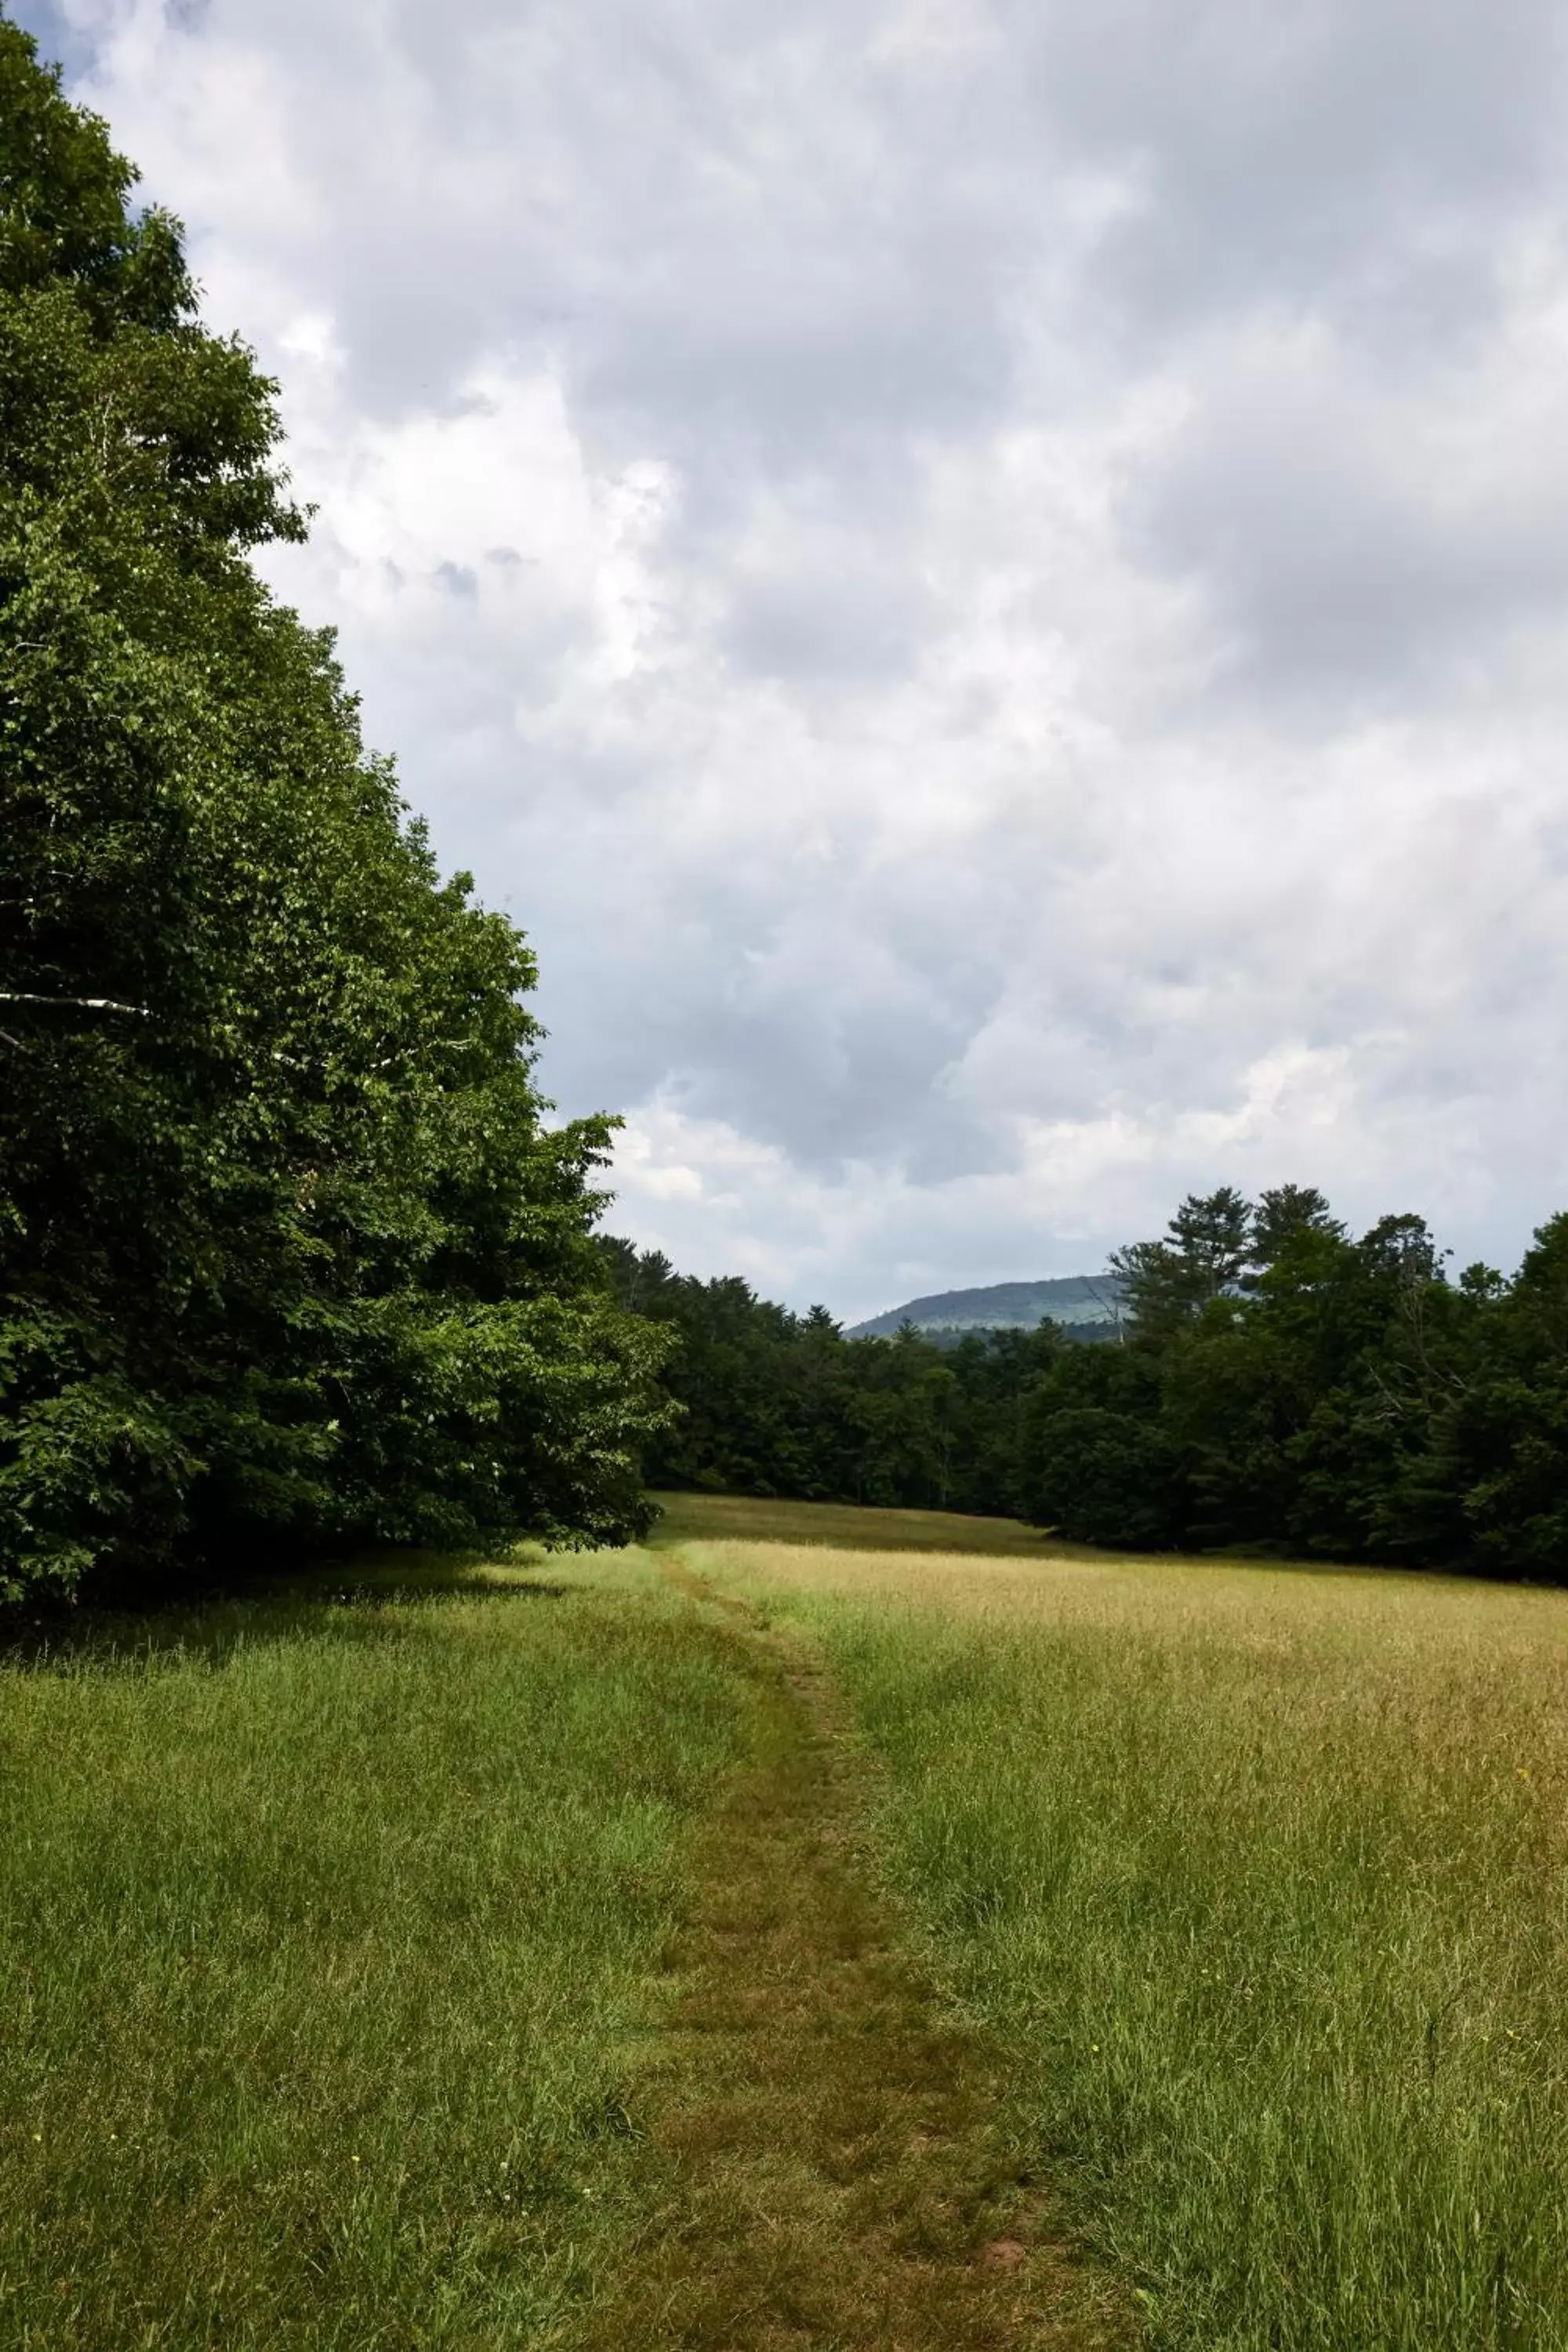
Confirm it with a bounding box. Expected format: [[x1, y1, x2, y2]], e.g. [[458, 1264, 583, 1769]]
[[368, 1035, 478, 1071], [0, 993, 154, 1017]]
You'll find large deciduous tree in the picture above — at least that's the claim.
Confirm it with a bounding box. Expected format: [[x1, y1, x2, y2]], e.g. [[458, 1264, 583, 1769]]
[[0, 24, 668, 1599]]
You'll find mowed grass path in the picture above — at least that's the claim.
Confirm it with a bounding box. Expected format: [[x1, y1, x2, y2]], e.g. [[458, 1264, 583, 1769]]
[[582, 1552, 1129, 2352], [676, 1499, 1568, 2352], [0, 1553, 750, 2350]]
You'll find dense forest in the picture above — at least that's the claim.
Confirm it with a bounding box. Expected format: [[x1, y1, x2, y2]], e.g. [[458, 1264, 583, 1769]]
[[604, 1184, 1568, 1578], [0, 27, 668, 1602]]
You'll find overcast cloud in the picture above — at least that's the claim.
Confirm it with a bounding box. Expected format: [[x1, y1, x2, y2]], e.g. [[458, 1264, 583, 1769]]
[[17, 0, 1568, 1317]]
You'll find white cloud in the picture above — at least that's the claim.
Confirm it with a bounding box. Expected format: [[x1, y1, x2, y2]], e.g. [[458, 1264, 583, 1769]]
[[21, 0, 1568, 1312]]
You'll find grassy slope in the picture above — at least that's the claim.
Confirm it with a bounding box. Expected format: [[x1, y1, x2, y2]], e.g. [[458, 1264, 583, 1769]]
[[0, 1553, 750, 2351], [689, 1507, 1568, 2352], [648, 1488, 1079, 1558]]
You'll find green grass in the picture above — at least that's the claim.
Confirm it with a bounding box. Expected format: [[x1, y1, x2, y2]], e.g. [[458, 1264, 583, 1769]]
[[13, 1490, 1568, 2350], [0, 1552, 750, 2350], [700, 1525, 1568, 2352], [647, 1487, 1068, 1557]]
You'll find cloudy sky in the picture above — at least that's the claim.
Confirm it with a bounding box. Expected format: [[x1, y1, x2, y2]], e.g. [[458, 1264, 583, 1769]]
[[18, 0, 1568, 1317]]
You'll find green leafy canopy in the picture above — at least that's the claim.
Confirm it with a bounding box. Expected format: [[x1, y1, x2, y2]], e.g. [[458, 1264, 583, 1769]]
[[0, 22, 670, 1600]]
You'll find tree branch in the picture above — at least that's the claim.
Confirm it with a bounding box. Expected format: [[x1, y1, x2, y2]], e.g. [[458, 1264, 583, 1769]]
[[0, 993, 154, 1016], [368, 1036, 479, 1071]]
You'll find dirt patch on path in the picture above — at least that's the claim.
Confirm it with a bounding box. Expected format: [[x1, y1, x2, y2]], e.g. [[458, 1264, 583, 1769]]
[[579, 1555, 1133, 2352]]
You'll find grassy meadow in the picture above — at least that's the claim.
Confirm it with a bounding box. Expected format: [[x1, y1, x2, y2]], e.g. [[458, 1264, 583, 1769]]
[[648, 1487, 1071, 1558], [0, 1552, 751, 2350], [6, 1492, 1568, 2350], [687, 1508, 1568, 2351]]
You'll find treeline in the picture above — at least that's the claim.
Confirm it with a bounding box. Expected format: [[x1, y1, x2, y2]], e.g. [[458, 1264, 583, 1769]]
[[0, 29, 666, 1602], [604, 1184, 1568, 1578], [598, 1238, 1062, 1511]]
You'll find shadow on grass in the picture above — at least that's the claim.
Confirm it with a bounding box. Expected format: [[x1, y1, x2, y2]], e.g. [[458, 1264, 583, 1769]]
[[0, 1545, 573, 1672]]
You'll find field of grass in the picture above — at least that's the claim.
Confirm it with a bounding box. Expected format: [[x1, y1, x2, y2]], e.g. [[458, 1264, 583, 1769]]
[[648, 1487, 1072, 1557], [691, 1516, 1568, 2350], [0, 1552, 751, 2350], [9, 1494, 1568, 2350]]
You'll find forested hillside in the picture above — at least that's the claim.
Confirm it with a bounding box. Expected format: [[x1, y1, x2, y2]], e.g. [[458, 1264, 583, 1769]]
[[0, 27, 666, 1602], [846, 1274, 1123, 1344], [608, 1182, 1568, 1578], [599, 1238, 1062, 1511]]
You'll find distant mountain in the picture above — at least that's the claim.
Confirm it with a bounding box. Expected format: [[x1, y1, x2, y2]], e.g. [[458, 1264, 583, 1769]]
[[845, 1275, 1126, 1344]]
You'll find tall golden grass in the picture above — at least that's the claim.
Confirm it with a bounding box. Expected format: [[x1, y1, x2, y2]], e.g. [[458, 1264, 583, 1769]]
[[707, 1533, 1568, 2350]]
